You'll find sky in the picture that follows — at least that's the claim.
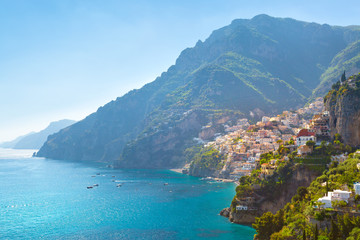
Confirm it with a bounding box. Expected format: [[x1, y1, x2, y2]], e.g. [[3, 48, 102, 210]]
[[1, 0, 360, 143]]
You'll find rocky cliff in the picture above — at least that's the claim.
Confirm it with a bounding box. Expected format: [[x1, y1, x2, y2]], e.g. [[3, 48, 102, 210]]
[[325, 73, 360, 147], [221, 164, 319, 224]]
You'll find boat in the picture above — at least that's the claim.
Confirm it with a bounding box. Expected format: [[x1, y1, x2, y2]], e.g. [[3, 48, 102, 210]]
[[116, 184, 122, 187], [164, 183, 169, 186], [87, 186, 93, 189], [93, 184, 99, 187]]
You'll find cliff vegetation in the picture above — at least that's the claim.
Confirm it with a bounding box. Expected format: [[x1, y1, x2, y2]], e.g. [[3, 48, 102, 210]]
[[252, 154, 360, 240]]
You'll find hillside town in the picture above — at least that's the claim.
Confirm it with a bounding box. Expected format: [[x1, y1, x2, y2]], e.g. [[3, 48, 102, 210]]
[[196, 97, 331, 180]]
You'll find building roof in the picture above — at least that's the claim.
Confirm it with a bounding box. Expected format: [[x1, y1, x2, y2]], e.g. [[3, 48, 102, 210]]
[[333, 190, 351, 194], [297, 129, 316, 138], [318, 196, 331, 201]]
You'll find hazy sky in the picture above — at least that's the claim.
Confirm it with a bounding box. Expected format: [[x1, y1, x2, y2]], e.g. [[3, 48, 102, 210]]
[[1, 0, 360, 143]]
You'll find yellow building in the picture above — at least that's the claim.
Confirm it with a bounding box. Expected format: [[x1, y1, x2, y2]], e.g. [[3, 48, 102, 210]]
[[261, 163, 275, 176]]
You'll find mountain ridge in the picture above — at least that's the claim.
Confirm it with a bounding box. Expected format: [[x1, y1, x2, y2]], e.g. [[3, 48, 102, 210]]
[[36, 15, 360, 168], [1, 119, 76, 149]]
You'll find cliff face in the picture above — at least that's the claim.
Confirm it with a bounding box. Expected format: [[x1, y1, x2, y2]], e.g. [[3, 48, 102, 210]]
[[222, 165, 319, 224], [325, 76, 360, 147], [118, 110, 206, 168]]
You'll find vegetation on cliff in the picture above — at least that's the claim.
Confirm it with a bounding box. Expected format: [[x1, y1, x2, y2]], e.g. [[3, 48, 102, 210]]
[[325, 72, 360, 100], [188, 146, 226, 177], [252, 154, 360, 240], [225, 128, 355, 234], [230, 149, 324, 211]]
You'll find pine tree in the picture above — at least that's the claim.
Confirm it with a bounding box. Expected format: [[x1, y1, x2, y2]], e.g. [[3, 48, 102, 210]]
[[330, 219, 340, 240], [314, 224, 319, 240], [303, 229, 306, 240], [341, 71, 346, 83]]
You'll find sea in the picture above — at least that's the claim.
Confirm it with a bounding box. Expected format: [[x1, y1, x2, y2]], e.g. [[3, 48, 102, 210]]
[[0, 148, 255, 240]]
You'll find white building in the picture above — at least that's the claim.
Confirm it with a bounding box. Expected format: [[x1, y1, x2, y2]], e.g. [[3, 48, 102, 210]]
[[317, 190, 351, 208], [354, 183, 360, 195], [332, 190, 351, 202], [317, 195, 332, 208], [296, 129, 316, 146], [331, 154, 348, 163], [247, 157, 256, 163], [236, 205, 248, 211]]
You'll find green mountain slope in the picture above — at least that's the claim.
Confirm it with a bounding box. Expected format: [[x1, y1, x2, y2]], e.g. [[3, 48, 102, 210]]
[[37, 15, 360, 168], [313, 40, 360, 98]]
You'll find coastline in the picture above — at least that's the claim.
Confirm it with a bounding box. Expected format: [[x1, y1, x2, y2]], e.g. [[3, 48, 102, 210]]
[[169, 169, 237, 184], [169, 168, 183, 174]]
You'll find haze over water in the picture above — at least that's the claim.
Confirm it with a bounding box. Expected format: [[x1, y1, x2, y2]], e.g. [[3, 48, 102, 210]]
[[0, 148, 254, 239]]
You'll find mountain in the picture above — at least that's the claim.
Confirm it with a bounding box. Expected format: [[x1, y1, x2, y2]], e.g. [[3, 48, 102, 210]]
[[37, 15, 360, 168], [0, 119, 76, 149], [312, 40, 360, 99], [0, 132, 34, 148]]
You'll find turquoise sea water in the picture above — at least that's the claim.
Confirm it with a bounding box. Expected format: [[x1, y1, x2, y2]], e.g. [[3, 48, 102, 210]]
[[0, 148, 255, 239]]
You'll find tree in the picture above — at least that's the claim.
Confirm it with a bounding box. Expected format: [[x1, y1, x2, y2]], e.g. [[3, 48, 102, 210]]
[[297, 187, 308, 200], [332, 200, 347, 209], [330, 219, 340, 240], [279, 147, 290, 155], [329, 161, 339, 169], [303, 229, 306, 240], [253, 212, 277, 240], [338, 214, 356, 239], [326, 180, 329, 193], [253, 211, 284, 240], [332, 81, 341, 90], [345, 145, 353, 154], [347, 227, 360, 240], [306, 140, 316, 147], [341, 71, 346, 83], [306, 140, 316, 151], [316, 201, 326, 211], [355, 195, 360, 204], [315, 224, 319, 240], [334, 134, 343, 143], [314, 210, 326, 221]]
